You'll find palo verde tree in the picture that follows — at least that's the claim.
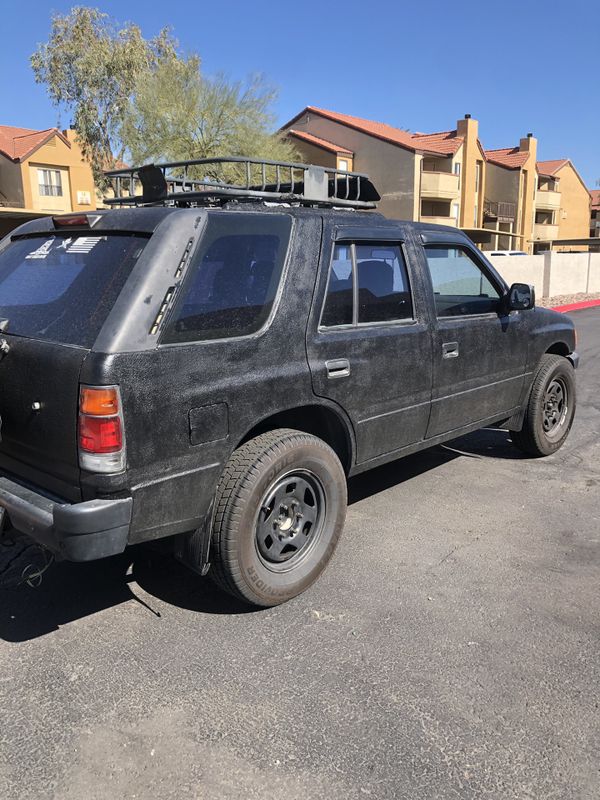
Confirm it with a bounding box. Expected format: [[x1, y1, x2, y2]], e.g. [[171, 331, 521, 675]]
[[31, 7, 297, 189], [121, 55, 297, 172]]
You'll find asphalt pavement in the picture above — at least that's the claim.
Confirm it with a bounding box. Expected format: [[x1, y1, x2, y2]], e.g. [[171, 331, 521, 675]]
[[0, 308, 599, 800]]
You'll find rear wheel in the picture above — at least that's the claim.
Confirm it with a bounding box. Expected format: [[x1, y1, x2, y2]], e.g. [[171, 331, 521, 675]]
[[210, 429, 347, 607], [510, 354, 576, 457]]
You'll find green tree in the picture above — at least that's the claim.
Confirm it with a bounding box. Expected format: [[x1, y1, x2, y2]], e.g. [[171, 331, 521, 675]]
[[32, 6, 297, 190], [121, 56, 298, 174], [31, 6, 177, 184]]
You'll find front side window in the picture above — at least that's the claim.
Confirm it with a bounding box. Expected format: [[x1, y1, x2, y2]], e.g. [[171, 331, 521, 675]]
[[38, 168, 63, 197], [163, 213, 291, 344], [424, 245, 501, 317], [321, 241, 413, 327]]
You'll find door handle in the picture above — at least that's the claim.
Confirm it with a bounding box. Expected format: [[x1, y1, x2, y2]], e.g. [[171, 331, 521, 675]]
[[325, 358, 351, 379], [442, 341, 459, 359]]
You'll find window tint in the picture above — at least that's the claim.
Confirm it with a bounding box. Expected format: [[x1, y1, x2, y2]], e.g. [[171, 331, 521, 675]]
[[163, 213, 291, 343], [321, 244, 353, 327], [355, 244, 412, 322], [321, 241, 412, 327], [0, 233, 147, 347], [424, 246, 501, 317]]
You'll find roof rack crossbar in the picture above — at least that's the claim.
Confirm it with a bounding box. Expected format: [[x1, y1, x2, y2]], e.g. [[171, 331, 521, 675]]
[[104, 156, 380, 209]]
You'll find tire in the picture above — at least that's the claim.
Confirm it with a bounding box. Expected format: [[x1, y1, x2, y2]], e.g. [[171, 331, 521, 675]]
[[210, 428, 347, 607], [510, 354, 576, 457]]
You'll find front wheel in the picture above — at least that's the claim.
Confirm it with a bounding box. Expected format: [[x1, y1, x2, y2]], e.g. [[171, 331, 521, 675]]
[[210, 429, 347, 607], [510, 354, 576, 457]]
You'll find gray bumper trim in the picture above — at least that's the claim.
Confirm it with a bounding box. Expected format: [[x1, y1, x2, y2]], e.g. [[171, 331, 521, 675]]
[[0, 476, 132, 561]]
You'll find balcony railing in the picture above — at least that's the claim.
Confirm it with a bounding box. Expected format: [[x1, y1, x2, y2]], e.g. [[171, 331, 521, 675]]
[[420, 171, 460, 200], [484, 200, 516, 221], [535, 189, 561, 210], [533, 223, 559, 241], [420, 215, 458, 227]]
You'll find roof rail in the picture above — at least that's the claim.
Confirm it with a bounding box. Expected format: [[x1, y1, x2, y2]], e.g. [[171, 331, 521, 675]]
[[104, 156, 380, 209]]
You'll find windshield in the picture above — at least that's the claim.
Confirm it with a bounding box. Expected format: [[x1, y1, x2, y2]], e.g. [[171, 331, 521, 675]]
[[0, 233, 148, 347]]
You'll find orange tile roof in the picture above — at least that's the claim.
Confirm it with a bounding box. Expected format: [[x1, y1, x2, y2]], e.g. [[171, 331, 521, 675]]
[[411, 129, 463, 154], [287, 129, 353, 155], [537, 159, 569, 177], [287, 106, 463, 156], [0, 125, 70, 162], [590, 189, 600, 209], [484, 147, 529, 170], [305, 106, 417, 149]]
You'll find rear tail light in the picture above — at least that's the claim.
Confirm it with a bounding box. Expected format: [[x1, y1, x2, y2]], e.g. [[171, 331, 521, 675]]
[[78, 385, 126, 473]]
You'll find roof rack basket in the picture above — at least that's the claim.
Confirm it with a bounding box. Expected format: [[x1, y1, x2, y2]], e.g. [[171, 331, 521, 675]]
[[104, 156, 380, 209]]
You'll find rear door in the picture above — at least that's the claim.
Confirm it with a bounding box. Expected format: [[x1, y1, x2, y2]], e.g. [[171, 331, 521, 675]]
[[418, 234, 529, 438], [306, 225, 433, 465], [0, 230, 148, 500]]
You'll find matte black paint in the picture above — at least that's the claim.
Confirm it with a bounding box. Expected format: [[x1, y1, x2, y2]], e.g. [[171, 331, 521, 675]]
[[0, 208, 577, 562]]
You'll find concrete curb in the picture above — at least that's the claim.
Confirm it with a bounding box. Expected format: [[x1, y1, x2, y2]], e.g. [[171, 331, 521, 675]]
[[550, 299, 600, 313]]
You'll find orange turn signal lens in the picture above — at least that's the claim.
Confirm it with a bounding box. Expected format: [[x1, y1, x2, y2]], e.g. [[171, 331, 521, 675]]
[[80, 387, 120, 416]]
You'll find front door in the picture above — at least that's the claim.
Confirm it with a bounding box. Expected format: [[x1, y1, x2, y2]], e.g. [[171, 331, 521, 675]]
[[306, 230, 433, 465], [420, 240, 529, 438]]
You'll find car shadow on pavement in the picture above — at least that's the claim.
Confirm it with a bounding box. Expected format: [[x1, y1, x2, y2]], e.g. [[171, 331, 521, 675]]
[[0, 428, 525, 643]]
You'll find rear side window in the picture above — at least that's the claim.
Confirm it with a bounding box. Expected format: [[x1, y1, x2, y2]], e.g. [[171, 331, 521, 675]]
[[424, 245, 501, 317], [162, 213, 291, 344], [321, 242, 412, 327], [0, 233, 147, 347]]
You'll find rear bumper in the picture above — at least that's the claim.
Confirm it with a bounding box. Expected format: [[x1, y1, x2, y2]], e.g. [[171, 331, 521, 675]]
[[0, 476, 131, 561]]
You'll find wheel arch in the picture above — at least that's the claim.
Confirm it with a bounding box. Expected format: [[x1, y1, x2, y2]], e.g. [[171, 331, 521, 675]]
[[545, 341, 571, 357], [237, 403, 355, 474]]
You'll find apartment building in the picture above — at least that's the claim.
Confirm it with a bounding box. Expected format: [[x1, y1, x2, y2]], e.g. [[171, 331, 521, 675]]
[[282, 107, 486, 236], [590, 189, 600, 238], [0, 125, 96, 236], [534, 160, 590, 251], [283, 107, 592, 254]]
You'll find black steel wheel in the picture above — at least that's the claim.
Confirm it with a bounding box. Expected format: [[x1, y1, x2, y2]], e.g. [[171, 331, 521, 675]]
[[511, 354, 576, 457], [210, 429, 347, 607]]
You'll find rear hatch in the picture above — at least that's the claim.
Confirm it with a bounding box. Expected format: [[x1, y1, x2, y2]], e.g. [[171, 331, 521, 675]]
[[0, 229, 148, 501]]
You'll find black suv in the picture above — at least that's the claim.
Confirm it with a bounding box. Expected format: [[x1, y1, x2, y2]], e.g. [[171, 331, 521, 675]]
[[0, 158, 578, 606]]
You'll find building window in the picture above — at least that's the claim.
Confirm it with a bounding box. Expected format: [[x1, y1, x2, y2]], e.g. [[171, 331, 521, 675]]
[[337, 158, 349, 172], [475, 162, 482, 193], [38, 169, 63, 197], [452, 203, 460, 220]]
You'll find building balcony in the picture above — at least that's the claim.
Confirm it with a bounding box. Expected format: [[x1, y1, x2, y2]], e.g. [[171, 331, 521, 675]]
[[533, 223, 559, 241], [484, 200, 516, 222], [535, 189, 561, 210], [420, 171, 460, 200], [420, 215, 458, 227]]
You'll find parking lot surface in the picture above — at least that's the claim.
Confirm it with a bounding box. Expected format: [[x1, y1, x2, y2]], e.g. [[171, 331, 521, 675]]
[[0, 308, 598, 800]]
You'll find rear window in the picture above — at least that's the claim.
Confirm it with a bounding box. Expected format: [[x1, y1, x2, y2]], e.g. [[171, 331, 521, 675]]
[[162, 212, 291, 344], [0, 233, 147, 347]]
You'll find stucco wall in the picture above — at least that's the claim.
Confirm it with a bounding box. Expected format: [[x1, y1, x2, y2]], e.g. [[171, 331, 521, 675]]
[[489, 255, 546, 295], [283, 113, 417, 220], [489, 252, 600, 297], [20, 131, 96, 213], [555, 163, 591, 245]]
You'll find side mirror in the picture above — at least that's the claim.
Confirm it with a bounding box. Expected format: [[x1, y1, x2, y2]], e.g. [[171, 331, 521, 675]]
[[506, 282, 535, 311]]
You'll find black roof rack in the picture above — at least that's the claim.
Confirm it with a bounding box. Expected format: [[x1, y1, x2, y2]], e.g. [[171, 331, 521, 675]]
[[104, 156, 380, 210]]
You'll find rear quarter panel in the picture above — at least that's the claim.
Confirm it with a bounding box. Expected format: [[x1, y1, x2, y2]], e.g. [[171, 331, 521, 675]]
[[81, 214, 325, 542]]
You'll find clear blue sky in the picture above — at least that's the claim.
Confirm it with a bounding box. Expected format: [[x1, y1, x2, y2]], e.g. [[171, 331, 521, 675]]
[[1, 0, 598, 186]]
